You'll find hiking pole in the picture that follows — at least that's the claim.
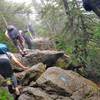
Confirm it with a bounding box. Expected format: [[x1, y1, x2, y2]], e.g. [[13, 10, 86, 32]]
[[0, 13, 8, 28]]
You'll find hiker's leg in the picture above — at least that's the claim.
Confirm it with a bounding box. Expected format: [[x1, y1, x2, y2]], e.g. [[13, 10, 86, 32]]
[[12, 38, 25, 56], [12, 39, 20, 51], [11, 74, 18, 88], [27, 41, 32, 49], [11, 74, 20, 95], [17, 35, 25, 50], [25, 38, 32, 49]]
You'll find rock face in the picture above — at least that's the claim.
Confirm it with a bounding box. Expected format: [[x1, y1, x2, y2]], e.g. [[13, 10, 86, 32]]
[[18, 87, 53, 100], [32, 37, 53, 50], [25, 50, 64, 67], [18, 67, 100, 100], [16, 63, 46, 86], [14, 50, 65, 68]]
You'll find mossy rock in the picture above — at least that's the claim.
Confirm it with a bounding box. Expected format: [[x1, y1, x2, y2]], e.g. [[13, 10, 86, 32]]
[[56, 58, 69, 68], [0, 87, 14, 100]]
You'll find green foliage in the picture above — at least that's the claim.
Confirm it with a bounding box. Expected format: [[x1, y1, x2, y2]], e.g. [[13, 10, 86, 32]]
[[0, 87, 14, 100], [0, 32, 17, 52], [0, 0, 32, 32], [54, 35, 67, 50], [40, 0, 66, 34], [93, 23, 100, 45], [36, 26, 49, 37]]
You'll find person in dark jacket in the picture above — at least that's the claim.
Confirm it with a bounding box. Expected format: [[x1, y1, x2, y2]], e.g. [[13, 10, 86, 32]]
[[0, 43, 29, 95]]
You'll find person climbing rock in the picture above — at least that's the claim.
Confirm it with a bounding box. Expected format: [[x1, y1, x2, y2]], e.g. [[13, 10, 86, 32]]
[[5, 25, 27, 56], [0, 43, 29, 95]]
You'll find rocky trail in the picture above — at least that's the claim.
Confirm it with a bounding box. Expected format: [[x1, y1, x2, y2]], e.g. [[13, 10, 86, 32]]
[[0, 38, 100, 100]]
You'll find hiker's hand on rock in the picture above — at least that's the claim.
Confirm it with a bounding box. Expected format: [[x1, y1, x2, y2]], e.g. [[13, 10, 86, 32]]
[[23, 67, 29, 70], [16, 72, 26, 78]]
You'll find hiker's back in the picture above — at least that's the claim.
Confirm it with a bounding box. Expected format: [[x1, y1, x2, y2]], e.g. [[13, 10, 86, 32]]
[[0, 54, 10, 60], [8, 28, 19, 39], [0, 43, 13, 78]]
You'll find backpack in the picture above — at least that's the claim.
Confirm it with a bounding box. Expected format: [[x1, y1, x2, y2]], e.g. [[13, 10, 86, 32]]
[[0, 43, 9, 54], [8, 29, 19, 39]]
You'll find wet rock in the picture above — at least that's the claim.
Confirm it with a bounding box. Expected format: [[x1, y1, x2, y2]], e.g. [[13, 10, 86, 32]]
[[36, 67, 99, 100]]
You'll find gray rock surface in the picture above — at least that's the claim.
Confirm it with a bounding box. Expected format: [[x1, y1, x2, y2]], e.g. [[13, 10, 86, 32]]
[[36, 67, 100, 100], [18, 67, 100, 100], [16, 63, 46, 86], [13, 50, 65, 68]]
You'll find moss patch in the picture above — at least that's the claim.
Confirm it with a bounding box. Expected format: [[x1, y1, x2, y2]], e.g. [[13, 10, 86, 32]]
[[0, 87, 14, 100]]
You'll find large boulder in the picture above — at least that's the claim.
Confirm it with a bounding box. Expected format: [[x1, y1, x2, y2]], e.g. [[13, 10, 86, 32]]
[[13, 50, 65, 69], [35, 67, 100, 100], [18, 67, 100, 100], [18, 87, 53, 100], [16, 63, 46, 86], [32, 37, 53, 50], [18, 86, 71, 100]]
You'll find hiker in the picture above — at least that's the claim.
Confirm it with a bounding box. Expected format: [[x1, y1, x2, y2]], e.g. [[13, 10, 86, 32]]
[[0, 43, 29, 95], [5, 25, 26, 56], [22, 30, 33, 49]]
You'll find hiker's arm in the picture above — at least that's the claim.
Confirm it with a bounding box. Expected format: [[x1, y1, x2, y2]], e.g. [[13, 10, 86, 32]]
[[11, 53, 29, 70], [5, 31, 10, 40]]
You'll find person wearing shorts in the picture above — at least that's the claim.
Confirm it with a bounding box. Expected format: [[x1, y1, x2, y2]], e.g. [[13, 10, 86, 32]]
[[5, 25, 26, 56]]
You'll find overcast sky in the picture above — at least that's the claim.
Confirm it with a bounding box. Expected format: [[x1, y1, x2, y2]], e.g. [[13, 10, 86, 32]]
[[7, 0, 41, 21], [7, 0, 41, 4]]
